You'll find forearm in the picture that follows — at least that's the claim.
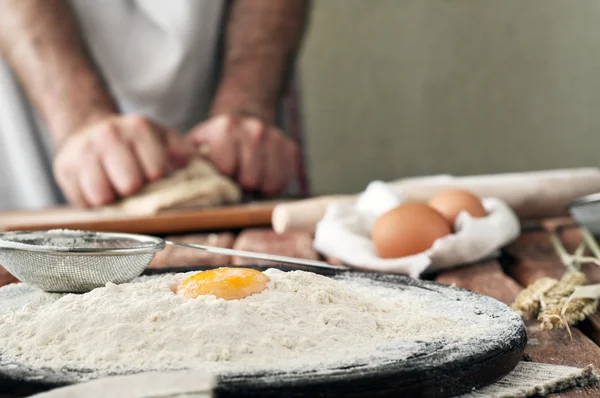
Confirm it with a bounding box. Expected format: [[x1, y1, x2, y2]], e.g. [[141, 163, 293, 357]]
[[0, 0, 116, 146], [211, 0, 311, 124]]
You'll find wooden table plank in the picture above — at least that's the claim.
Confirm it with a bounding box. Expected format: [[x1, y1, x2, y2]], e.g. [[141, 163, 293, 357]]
[[524, 323, 600, 398], [435, 261, 522, 305], [554, 226, 600, 283], [502, 224, 600, 345], [497, 228, 600, 397], [435, 251, 600, 384], [503, 230, 568, 285], [538, 219, 600, 284], [435, 256, 600, 380], [550, 225, 600, 347], [148, 232, 236, 268], [231, 228, 320, 265]]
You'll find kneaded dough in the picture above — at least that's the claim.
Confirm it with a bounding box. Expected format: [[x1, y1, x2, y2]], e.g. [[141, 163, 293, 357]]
[[113, 159, 242, 215]]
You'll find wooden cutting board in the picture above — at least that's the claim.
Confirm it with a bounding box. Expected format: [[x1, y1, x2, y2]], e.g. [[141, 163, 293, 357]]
[[0, 266, 527, 398], [0, 200, 286, 235]]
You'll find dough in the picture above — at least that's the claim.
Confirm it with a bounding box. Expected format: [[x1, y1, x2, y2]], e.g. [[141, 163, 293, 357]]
[[114, 159, 242, 215]]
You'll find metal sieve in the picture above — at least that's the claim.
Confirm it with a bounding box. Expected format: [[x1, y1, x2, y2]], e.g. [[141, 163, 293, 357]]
[[0, 230, 346, 293]]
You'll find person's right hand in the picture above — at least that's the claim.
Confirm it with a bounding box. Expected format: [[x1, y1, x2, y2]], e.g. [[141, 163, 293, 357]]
[[53, 114, 192, 208]]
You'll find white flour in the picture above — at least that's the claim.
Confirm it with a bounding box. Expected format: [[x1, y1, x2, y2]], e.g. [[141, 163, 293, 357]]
[[0, 269, 513, 379], [0, 229, 90, 251]]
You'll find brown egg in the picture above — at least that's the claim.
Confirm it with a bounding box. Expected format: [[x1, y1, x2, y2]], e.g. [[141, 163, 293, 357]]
[[427, 189, 487, 226], [371, 202, 452, 259]]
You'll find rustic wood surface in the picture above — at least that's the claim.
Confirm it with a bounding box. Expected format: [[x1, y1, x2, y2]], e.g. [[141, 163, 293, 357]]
[[1, 218, 600, 397], [437, 222, 600, 397], [148, 232, 236, 268], [231, 228, 319, 265]]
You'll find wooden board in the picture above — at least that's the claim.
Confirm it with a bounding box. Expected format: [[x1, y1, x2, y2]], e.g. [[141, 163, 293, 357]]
[[0, 201, 285, 235], [0, 266, 526, 398], [489, 226, 600, 397], [540, 223, 600, 351]]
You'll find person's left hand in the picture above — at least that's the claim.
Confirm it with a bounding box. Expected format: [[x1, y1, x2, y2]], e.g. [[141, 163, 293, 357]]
[[187, 114, 299, 196]]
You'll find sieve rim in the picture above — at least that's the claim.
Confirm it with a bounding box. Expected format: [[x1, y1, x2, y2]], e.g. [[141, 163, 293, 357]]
[[0, 230, 165, 256]]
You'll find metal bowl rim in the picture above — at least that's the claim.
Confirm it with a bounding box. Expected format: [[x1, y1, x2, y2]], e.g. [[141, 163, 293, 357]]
[[0, 231, 165, 256], [567, 193, 600, 209]]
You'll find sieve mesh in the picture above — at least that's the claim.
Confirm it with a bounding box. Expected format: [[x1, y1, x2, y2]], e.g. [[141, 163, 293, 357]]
[[0, 230, 165, 293]]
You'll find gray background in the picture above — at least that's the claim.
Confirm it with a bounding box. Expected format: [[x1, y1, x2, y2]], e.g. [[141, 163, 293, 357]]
[[299, 0, 600, 195]]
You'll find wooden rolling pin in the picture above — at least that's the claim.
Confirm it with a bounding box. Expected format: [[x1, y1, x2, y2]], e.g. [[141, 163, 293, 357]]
[[272, 168, 600, 235]]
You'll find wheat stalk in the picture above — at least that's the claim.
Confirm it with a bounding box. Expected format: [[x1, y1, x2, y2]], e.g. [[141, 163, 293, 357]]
[[511, 228, 600, 332], [512, 277, 558, 320], [561, 297, 599, 326], [538, 271, 587, 330]]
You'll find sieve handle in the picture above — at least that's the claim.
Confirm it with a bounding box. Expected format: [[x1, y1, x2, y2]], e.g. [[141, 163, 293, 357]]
[[165, 241, 348, 271]]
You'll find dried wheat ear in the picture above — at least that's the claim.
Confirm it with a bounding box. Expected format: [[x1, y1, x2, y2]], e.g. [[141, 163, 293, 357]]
[[512, 271, 600, 330], [511, 277, 557, 320]]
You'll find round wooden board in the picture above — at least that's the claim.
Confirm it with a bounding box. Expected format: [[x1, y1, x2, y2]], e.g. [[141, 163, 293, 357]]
[[0, 266, 526, 398]]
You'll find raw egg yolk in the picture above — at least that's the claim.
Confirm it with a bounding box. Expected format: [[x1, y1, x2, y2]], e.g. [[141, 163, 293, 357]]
[[176, 268, 270, 300]]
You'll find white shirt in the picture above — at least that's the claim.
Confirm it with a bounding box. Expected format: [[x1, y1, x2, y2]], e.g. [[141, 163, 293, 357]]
[[0, 0, 226, 209]]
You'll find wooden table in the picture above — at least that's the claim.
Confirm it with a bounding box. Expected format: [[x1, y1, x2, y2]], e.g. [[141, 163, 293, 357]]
[[1, 218, 599, 397]]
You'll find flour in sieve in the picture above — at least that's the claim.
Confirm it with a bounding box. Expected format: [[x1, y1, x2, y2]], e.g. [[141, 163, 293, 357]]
[[0, 229, 90, 251], [0, 269, 510, 378]]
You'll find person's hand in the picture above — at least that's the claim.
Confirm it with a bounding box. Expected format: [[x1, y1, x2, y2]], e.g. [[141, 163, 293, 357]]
[[187, 114, 299, 196], [53, 114, 192, 207]]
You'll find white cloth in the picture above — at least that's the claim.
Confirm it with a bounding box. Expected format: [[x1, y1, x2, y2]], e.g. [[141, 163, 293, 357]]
[[0, 0, 225, 210], [457, 362, 600, 398], [69, 0, 224, 132], [29, 370, 215, 398], [313, 181, 521, 277]]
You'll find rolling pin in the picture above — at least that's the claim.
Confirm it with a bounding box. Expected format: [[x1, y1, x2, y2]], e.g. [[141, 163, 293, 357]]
[[272, 168, 600, 235]]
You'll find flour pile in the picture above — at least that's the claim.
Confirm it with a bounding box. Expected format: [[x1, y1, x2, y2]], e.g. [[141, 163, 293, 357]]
[[0, 269, 512, 378]]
